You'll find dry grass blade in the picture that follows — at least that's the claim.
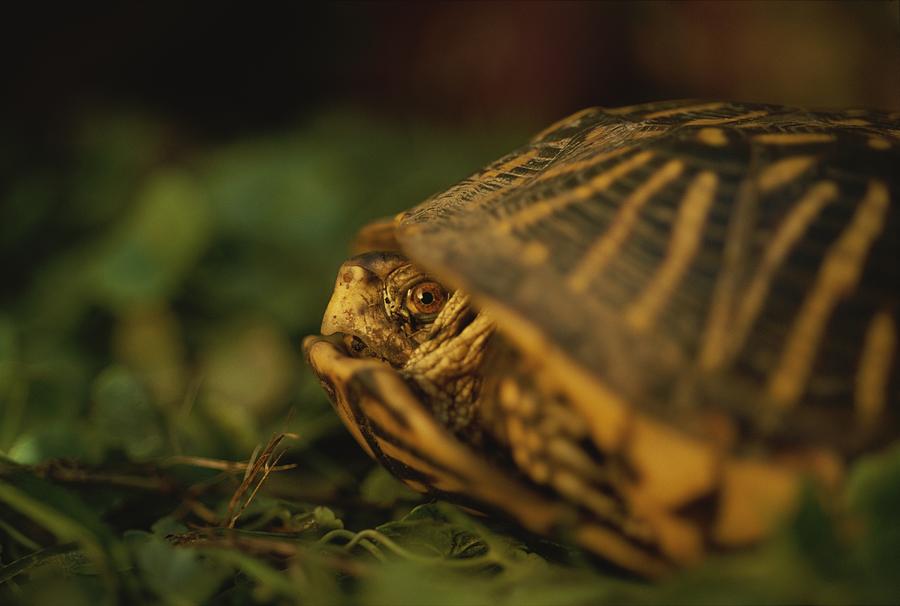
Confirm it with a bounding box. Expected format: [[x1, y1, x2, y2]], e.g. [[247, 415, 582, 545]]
[[225, 433, 299, 528], [165, 455, 298, 474]]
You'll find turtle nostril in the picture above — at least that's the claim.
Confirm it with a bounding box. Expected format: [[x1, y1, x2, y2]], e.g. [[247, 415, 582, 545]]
[[351, 336, 367, 353], [342, 334, 369, 356]]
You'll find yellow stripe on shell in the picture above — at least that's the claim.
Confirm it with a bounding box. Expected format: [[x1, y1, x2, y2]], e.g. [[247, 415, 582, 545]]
[[567, 159, 684, 293], [531, 130, 665, 187], [756, 156, 817, 192], [753, 133, 836, 145], [522, 241, 550, 265], [373, 438, 467, 494], [855, 311, 896, 427], [621, 414, 718, 566], [621, 495, 705, 565], [721, 181, 839, 364], [477, 147, 544, 181], [574, 525, 671, 577], [531, 144, 635, 185], [625, 415, 717, 509], [626, 171, 719, 332], [642, 101, 727, 120], [420, 148, 564, 226], [496, 150, 655, 233], [696, 127, 728, 146], [546, 437, 605, 481], [586, 125, 667, 144], [713, 459, 799, 545], [828, 118, 871, 126], [768, 180, 890, 408], [530, 106, 601, 142], [552, 469, 622, 519], [683, 110, 770, 126]]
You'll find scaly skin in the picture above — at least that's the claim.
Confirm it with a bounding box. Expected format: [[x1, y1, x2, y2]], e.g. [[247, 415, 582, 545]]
[[320, 251, 495, 436]]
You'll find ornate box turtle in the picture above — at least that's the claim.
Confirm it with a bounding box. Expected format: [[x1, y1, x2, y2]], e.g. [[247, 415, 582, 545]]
[[304, 100, 900, 576]]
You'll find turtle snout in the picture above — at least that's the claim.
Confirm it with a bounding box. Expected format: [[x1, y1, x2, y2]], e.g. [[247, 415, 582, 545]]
[[320, 264, 380, 360], [319, 255, 417, 368], [321, 264, 378, 337]]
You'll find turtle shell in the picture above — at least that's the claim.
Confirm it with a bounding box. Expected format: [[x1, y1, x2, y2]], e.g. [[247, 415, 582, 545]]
[[313, 100, 900, 574], [394, 100, 900, 457]]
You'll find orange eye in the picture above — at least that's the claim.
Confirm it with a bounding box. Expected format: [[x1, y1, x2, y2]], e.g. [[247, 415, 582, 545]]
[[407, 281, 446, 316]]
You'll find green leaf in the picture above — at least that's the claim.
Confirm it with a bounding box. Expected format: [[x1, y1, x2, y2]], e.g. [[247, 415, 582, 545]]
[[7, 420, 105, 465], [360, 466, 420, 507], [128, 532, 229, 606], [196, 544, 304, 602], [150, 517, 190, 538], [0, 472, 118, 551], [0, 542, 79, 585], [0, 316, 24, 451], [90, 365, 165, 460], [376, 504, 488, 560], [0, 474, 129, 601], [90, 168, 212, 308], [845, 445, 900, 596], [312, 506, 344, 532], [0, 315, 16, 394], [784, 486, 845, 578], [359, 562, 497, 606]]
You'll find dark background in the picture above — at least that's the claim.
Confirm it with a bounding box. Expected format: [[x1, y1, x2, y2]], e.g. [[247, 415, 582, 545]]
[[8, 2, 900, 136]]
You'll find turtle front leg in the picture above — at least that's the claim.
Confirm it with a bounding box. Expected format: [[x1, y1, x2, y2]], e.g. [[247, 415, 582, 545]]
[[303, 335, 672, 577]]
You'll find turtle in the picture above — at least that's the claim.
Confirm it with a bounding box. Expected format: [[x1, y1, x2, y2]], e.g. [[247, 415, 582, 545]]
[[303, 100, 900, 576]]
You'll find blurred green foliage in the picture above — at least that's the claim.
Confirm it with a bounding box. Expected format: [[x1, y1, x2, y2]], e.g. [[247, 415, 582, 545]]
[[0, 109, 523, 462], [2, 109, 900, 604]]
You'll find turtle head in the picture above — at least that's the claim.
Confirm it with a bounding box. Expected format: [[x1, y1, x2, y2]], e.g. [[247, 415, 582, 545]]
[[312, 251, 495, 434], [320, 251, 453, 367]]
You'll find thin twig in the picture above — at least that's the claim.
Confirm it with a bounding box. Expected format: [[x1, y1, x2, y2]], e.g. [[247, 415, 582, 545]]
[[225, 433, 299, 528], [164, 455, 297, 474]]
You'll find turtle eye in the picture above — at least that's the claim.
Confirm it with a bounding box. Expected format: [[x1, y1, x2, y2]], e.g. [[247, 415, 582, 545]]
[[406, 281, 447, 317]]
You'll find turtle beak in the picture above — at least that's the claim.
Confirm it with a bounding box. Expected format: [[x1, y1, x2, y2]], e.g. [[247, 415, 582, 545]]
[[320, 262, 381, 337], [319, 252, 416, 367]]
